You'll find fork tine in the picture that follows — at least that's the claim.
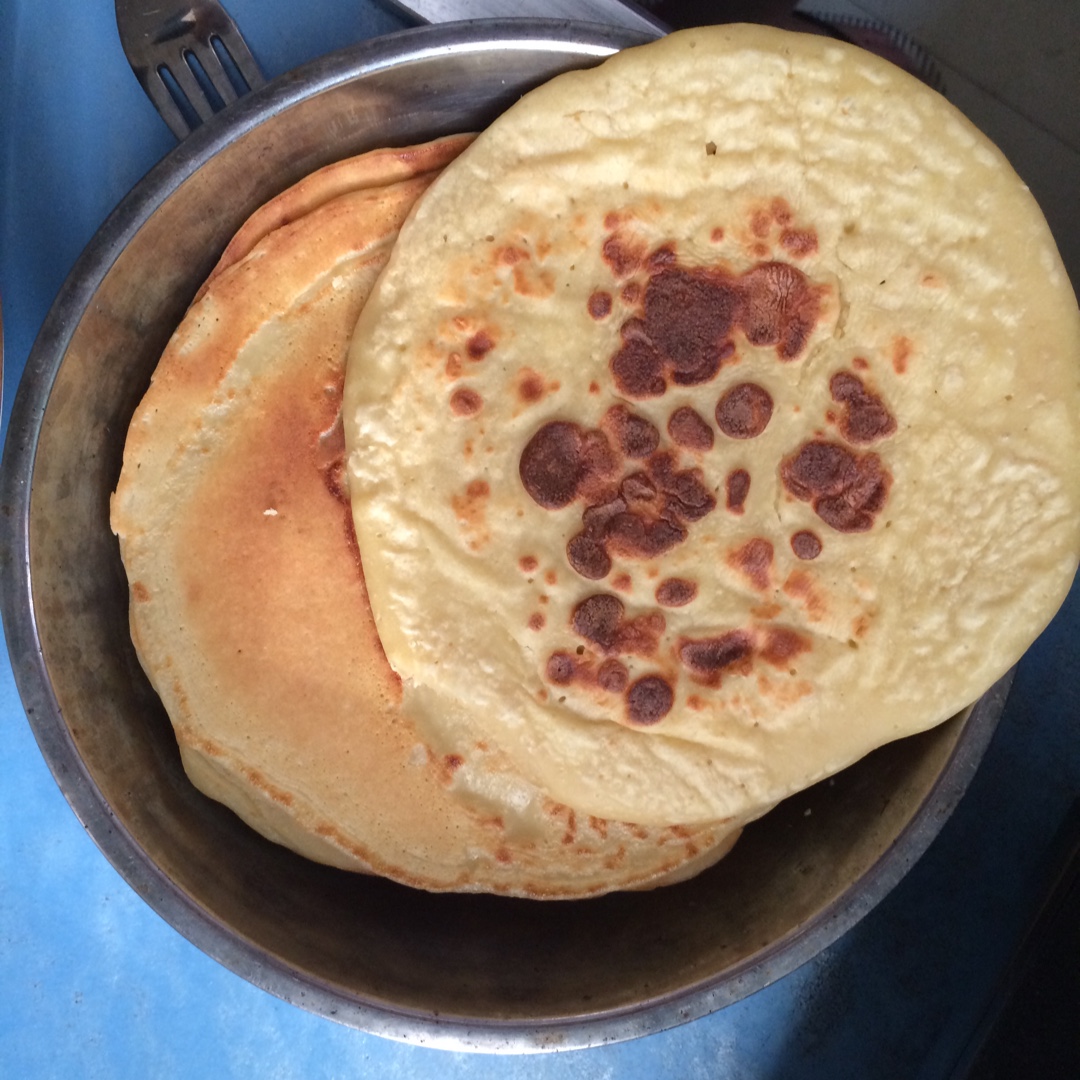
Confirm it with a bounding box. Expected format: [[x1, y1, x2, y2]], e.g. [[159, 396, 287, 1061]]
[[138, 68, 196, 140], [188, 41, 240, 105], [116, 0, 266, 139], [210, 27, 265, 92], [167, 57, 218, 124]]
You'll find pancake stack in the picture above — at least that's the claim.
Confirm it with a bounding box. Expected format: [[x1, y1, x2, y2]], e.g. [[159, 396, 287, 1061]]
[[111, 134, 740, 897], [115, 25, 1080, 894]]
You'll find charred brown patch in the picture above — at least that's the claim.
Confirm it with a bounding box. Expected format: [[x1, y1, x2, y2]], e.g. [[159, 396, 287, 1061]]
[[588, 290, 613, 319], [625, 675, 674, 725], [667, 406, 715, 451], [781, 440, 892, 533], [725, 468, 751, 514], [716, 383, 773, 439], [829, 370, 896, 444], [450, 386, 483, 416], [466, 330, 495, 360], [728, 537, 774, 591], [517, 369, 546, 404], [655, 577, 698, 607]]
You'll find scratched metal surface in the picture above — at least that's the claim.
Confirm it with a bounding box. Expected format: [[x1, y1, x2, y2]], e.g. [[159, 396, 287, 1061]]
[[1, 1, 1077, 1076]]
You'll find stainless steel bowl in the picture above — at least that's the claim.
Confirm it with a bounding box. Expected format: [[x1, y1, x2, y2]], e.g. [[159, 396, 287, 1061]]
[[0, 20, 1007, 1053]]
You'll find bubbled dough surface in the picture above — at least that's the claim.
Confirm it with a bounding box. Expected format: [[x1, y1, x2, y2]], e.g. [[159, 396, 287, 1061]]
[[111, 137, 738, 897], [345, 25, 1080, 827]]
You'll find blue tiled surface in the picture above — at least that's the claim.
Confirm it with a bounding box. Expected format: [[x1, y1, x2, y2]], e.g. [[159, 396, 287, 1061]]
[[1, 3, 1077, 1077]]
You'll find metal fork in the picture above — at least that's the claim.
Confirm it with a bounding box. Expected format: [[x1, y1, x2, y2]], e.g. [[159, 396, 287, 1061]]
[[115, 0, 266, 139]]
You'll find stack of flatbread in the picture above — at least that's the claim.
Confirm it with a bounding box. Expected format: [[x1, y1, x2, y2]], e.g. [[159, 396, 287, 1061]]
[[113, 25, 1080, 895]]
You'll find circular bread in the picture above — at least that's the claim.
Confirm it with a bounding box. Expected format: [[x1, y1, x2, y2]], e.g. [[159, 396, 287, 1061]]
[[343, 25, 1080, 827], [110, 137, 739, 897]]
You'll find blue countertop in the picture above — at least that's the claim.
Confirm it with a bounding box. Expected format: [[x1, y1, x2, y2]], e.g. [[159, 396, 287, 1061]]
[[2, 2, 1077, 1077]]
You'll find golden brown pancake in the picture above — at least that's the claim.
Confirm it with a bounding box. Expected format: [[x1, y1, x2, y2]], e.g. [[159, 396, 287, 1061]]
[[110, 137, 740, 897], [343, 26, 1080, 826]]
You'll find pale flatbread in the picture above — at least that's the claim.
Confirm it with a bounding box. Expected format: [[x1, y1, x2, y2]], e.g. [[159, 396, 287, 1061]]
[[344, 26, 1080, 826], [111, 137, 739, 896]]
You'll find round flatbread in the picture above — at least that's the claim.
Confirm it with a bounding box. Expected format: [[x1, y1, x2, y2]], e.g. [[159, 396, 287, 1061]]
[[343, 25, 1080, 826], [111, 137, 739, 896]]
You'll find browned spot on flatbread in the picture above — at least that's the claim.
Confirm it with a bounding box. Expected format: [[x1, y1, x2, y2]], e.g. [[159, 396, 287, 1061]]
[[667, 406, 715, 451], [566, 532, 613, 580], [829, 370, 896, 444], [716, 383, 773, 439], [521, 416, 719, 580], [451, 478, 491, 548], [728, 538, 774, 591], [570, 593, 665, 658], [131, 581, 151, 603], [496, 245, 528, 266], [625, 674, 674, 725], [892, 336, 913, 374], [513, 265, 556, 298], [780, 439, 891, 532], [602, 405, 660, 459], [597, 658, 629, 693], [725, 468, 750, 514], [751, 209, 771, 237], [770, 198, 793, 225], [466, 329, 495, 360], [602, 233, 648, 278], [655, 577, 697, 607], [780, 229, 818, 257], [450, 386, 482, 416], [588, 290, 613, 319], [783, 570, 827, 622], [760, 626, 811, 667], [442, 753, 464, 778], [605, 238, 825, 399], [647, 244, 677, 272], [519, 422, 593, 509], [739, 261, 821, 359], [517, 368, 546, 404], [572, 594, 623, 651], [604, 847, 628, 870], [546, 651, 576, 685], [756, 673, 813, 705], [790, 530, 823, 560], [679, 631, 754, 686]]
